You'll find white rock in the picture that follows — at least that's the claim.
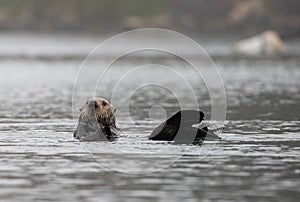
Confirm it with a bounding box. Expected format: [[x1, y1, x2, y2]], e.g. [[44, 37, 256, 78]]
[[233, 30, 286, 56]]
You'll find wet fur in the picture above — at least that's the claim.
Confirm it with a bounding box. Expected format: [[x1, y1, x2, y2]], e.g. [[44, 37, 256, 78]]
[[74, 98, 118, 141]]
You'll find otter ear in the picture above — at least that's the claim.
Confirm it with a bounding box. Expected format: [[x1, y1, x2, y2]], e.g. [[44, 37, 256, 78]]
[[79, 108, 82, 112], [113, 108, 117, 113]]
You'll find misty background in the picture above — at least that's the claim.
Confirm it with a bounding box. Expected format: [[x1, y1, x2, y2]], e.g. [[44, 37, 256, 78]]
[[0, 0, 299, 38]]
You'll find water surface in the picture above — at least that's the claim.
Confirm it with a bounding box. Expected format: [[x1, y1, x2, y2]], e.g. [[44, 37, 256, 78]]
[[0, 33, 299, 201]]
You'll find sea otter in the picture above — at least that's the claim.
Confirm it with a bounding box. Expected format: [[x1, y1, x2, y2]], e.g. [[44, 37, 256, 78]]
[[74, 98, 219, 144], [73, 97, 119, 141]]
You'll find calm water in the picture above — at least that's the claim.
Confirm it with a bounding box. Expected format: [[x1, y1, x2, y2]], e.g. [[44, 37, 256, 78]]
[[0, 33, 299, 202]]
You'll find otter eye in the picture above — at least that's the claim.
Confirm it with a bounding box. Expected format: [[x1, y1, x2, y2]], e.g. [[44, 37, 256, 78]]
[[102, 101, 107, 106]]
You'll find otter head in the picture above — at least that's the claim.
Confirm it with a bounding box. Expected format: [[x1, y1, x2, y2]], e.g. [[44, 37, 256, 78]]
[[79, 98, 116, 128]]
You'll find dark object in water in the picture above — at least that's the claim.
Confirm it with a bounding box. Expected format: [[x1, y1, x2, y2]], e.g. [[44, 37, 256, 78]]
[[149, 110, 210, 144]]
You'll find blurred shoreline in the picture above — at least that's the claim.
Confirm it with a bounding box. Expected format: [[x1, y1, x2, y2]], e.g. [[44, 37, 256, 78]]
[[0, 0, 299, 38]]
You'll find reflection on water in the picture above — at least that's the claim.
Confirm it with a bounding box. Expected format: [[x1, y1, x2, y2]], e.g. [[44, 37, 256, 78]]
[[0, 34, 299, 201]]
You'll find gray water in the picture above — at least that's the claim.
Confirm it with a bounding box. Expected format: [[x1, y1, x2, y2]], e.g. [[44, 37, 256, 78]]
[[0, 33, 299, 202]]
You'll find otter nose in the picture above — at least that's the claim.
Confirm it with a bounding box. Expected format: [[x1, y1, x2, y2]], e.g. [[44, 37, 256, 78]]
[[90, 101, 97, 107]]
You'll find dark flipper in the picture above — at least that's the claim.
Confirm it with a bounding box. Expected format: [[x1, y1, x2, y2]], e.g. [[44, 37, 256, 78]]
[[149, 110, 208, 144]]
